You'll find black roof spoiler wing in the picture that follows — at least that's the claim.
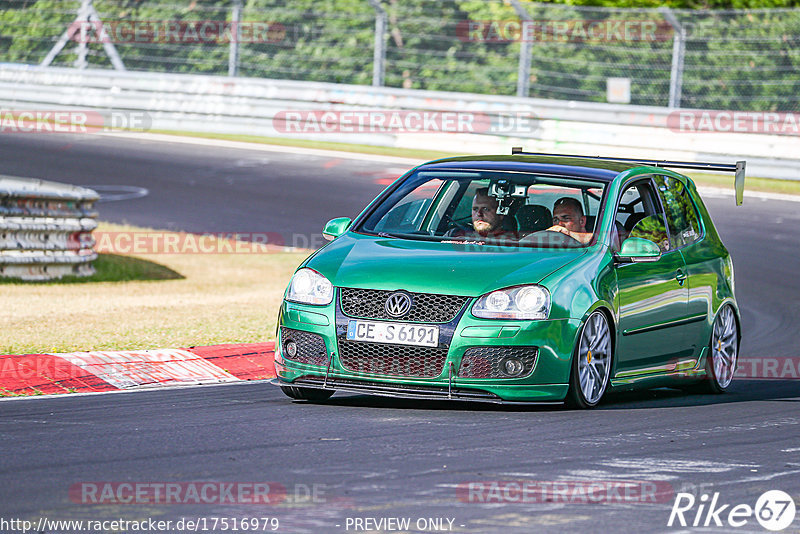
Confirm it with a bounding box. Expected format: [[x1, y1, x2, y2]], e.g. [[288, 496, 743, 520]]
[[511, 148, 746, 205]]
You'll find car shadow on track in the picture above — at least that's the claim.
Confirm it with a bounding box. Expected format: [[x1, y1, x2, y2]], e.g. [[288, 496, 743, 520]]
[[598, 379, 800, 410], [299, 395, 565, 412], [294, 380, 799, 412]]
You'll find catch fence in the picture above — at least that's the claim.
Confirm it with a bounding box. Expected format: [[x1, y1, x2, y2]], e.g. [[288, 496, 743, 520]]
[[1, 0, 798, 111]]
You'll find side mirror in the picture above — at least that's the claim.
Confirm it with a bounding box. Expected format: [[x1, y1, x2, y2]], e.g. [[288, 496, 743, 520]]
[[616, 237, 661, 263], [322, 217, 352, 241]]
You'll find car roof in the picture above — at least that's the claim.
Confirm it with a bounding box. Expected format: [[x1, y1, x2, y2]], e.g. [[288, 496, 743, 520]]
[[417, 155, 639, 182]]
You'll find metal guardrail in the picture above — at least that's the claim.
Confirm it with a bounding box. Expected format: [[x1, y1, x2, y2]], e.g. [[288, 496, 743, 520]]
[[0, 64, 798, 180], [0, 175, 98, 281]]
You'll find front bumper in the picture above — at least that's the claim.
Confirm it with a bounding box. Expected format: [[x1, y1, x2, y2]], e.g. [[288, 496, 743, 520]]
[[275, 298, 581, 403]]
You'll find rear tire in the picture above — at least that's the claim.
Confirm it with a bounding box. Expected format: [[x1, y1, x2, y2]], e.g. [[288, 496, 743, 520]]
[[566, 311, 612, 409], [698, 305, 739, 393], [280, 385, 334, 402]]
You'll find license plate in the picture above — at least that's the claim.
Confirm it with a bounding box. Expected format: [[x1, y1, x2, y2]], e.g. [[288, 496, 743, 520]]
[[346, 320, 439, 347]]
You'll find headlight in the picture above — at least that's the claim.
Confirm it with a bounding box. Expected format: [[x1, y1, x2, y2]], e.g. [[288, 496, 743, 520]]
[[472, 285, 550, 320], [286, 268, 334, 305]]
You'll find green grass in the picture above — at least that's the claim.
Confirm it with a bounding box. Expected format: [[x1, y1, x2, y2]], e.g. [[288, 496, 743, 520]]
[[82, 253, 185, 282], [0, 253, 184, 285], [1, 222, 310, 355]]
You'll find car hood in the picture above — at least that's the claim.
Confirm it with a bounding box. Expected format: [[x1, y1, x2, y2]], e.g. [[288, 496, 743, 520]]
[[305, 233, 588, 296]]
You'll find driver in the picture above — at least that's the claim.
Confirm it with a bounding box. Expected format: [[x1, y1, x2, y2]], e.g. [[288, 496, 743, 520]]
[[447, 188, 517, 240], [471, 188, 507, 238], [546, 197, 593, 244]]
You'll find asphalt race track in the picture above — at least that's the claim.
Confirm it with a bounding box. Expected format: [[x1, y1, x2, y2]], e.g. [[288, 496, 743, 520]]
[[1, 133, 799, 533], [0, 133, 399, 244]]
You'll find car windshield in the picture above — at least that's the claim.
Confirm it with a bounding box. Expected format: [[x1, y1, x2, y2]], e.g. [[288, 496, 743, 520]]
[[357, 170, 606, 248]]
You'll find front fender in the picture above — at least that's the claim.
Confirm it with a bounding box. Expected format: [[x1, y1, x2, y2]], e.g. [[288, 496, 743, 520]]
[[541, 247, 616, 322]]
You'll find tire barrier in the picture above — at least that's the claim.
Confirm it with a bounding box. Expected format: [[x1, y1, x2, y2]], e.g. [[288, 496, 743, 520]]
[[0, 175, 98, 281]]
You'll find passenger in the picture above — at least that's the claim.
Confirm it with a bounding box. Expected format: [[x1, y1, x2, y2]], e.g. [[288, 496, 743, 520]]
[[546, 197, 593, 244]]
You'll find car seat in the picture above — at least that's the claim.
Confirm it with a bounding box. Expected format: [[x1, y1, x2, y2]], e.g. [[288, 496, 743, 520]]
[[515, 204, 552, 234]]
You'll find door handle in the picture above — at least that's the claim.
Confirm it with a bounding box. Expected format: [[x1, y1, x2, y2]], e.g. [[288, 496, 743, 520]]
[[676, 270, 687, 285]]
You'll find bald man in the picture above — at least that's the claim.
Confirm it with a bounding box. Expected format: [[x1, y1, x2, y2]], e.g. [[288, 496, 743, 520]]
[[546, 197, 593, 244]]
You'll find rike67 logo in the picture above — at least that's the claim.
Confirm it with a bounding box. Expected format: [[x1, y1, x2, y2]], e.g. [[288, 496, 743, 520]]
[[668, 490, 796, 531]]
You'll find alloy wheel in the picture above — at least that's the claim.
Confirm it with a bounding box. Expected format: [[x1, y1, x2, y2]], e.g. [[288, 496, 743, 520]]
[[577, 311, 612, 405], [711, 306, 738, 389]]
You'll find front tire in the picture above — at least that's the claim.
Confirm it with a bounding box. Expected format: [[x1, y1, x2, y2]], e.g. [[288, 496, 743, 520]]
[[566, 311, 612, 409], [280, 385, 334, 402], [699, 305, 739, 393]]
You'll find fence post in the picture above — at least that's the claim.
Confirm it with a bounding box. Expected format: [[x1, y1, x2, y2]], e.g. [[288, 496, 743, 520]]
[[510, 0, 532, 98], [661, 7, 685, 109], [367, 0, 387, 87], [41, 0, 125, 71], [229, 0, 242, 77], [74, 0, 90, 69]]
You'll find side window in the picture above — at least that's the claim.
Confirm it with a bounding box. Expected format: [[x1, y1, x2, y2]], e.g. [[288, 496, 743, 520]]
[[616, 186, 645, 231], [655, 176, 702, 249], [617, 180, 670, 252]]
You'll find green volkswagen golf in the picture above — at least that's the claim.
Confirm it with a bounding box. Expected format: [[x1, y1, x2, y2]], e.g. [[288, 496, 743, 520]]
[[274, 150, 744, 408]]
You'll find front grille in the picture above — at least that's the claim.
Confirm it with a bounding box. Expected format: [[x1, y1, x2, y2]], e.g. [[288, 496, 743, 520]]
[[339, 288, 469, 323], [459, 347, 538, 379], [337, 339, 448, 378], [280, 327, 328, 366]]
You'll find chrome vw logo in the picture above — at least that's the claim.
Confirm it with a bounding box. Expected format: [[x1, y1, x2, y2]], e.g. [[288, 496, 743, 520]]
[[385, 292, 412, 318]]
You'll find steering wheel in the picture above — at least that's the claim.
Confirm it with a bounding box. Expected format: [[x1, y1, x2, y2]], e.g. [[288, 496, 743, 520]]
[[445, 216, 474, 235], [520, 229, 582, 247]]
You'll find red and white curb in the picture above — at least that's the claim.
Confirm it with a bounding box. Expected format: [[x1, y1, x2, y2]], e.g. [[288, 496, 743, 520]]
[[0, 343, 275, 397]]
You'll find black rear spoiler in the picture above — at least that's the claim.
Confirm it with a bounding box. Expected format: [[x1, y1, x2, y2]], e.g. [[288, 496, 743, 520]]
[[511, 148, 746, 205]]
